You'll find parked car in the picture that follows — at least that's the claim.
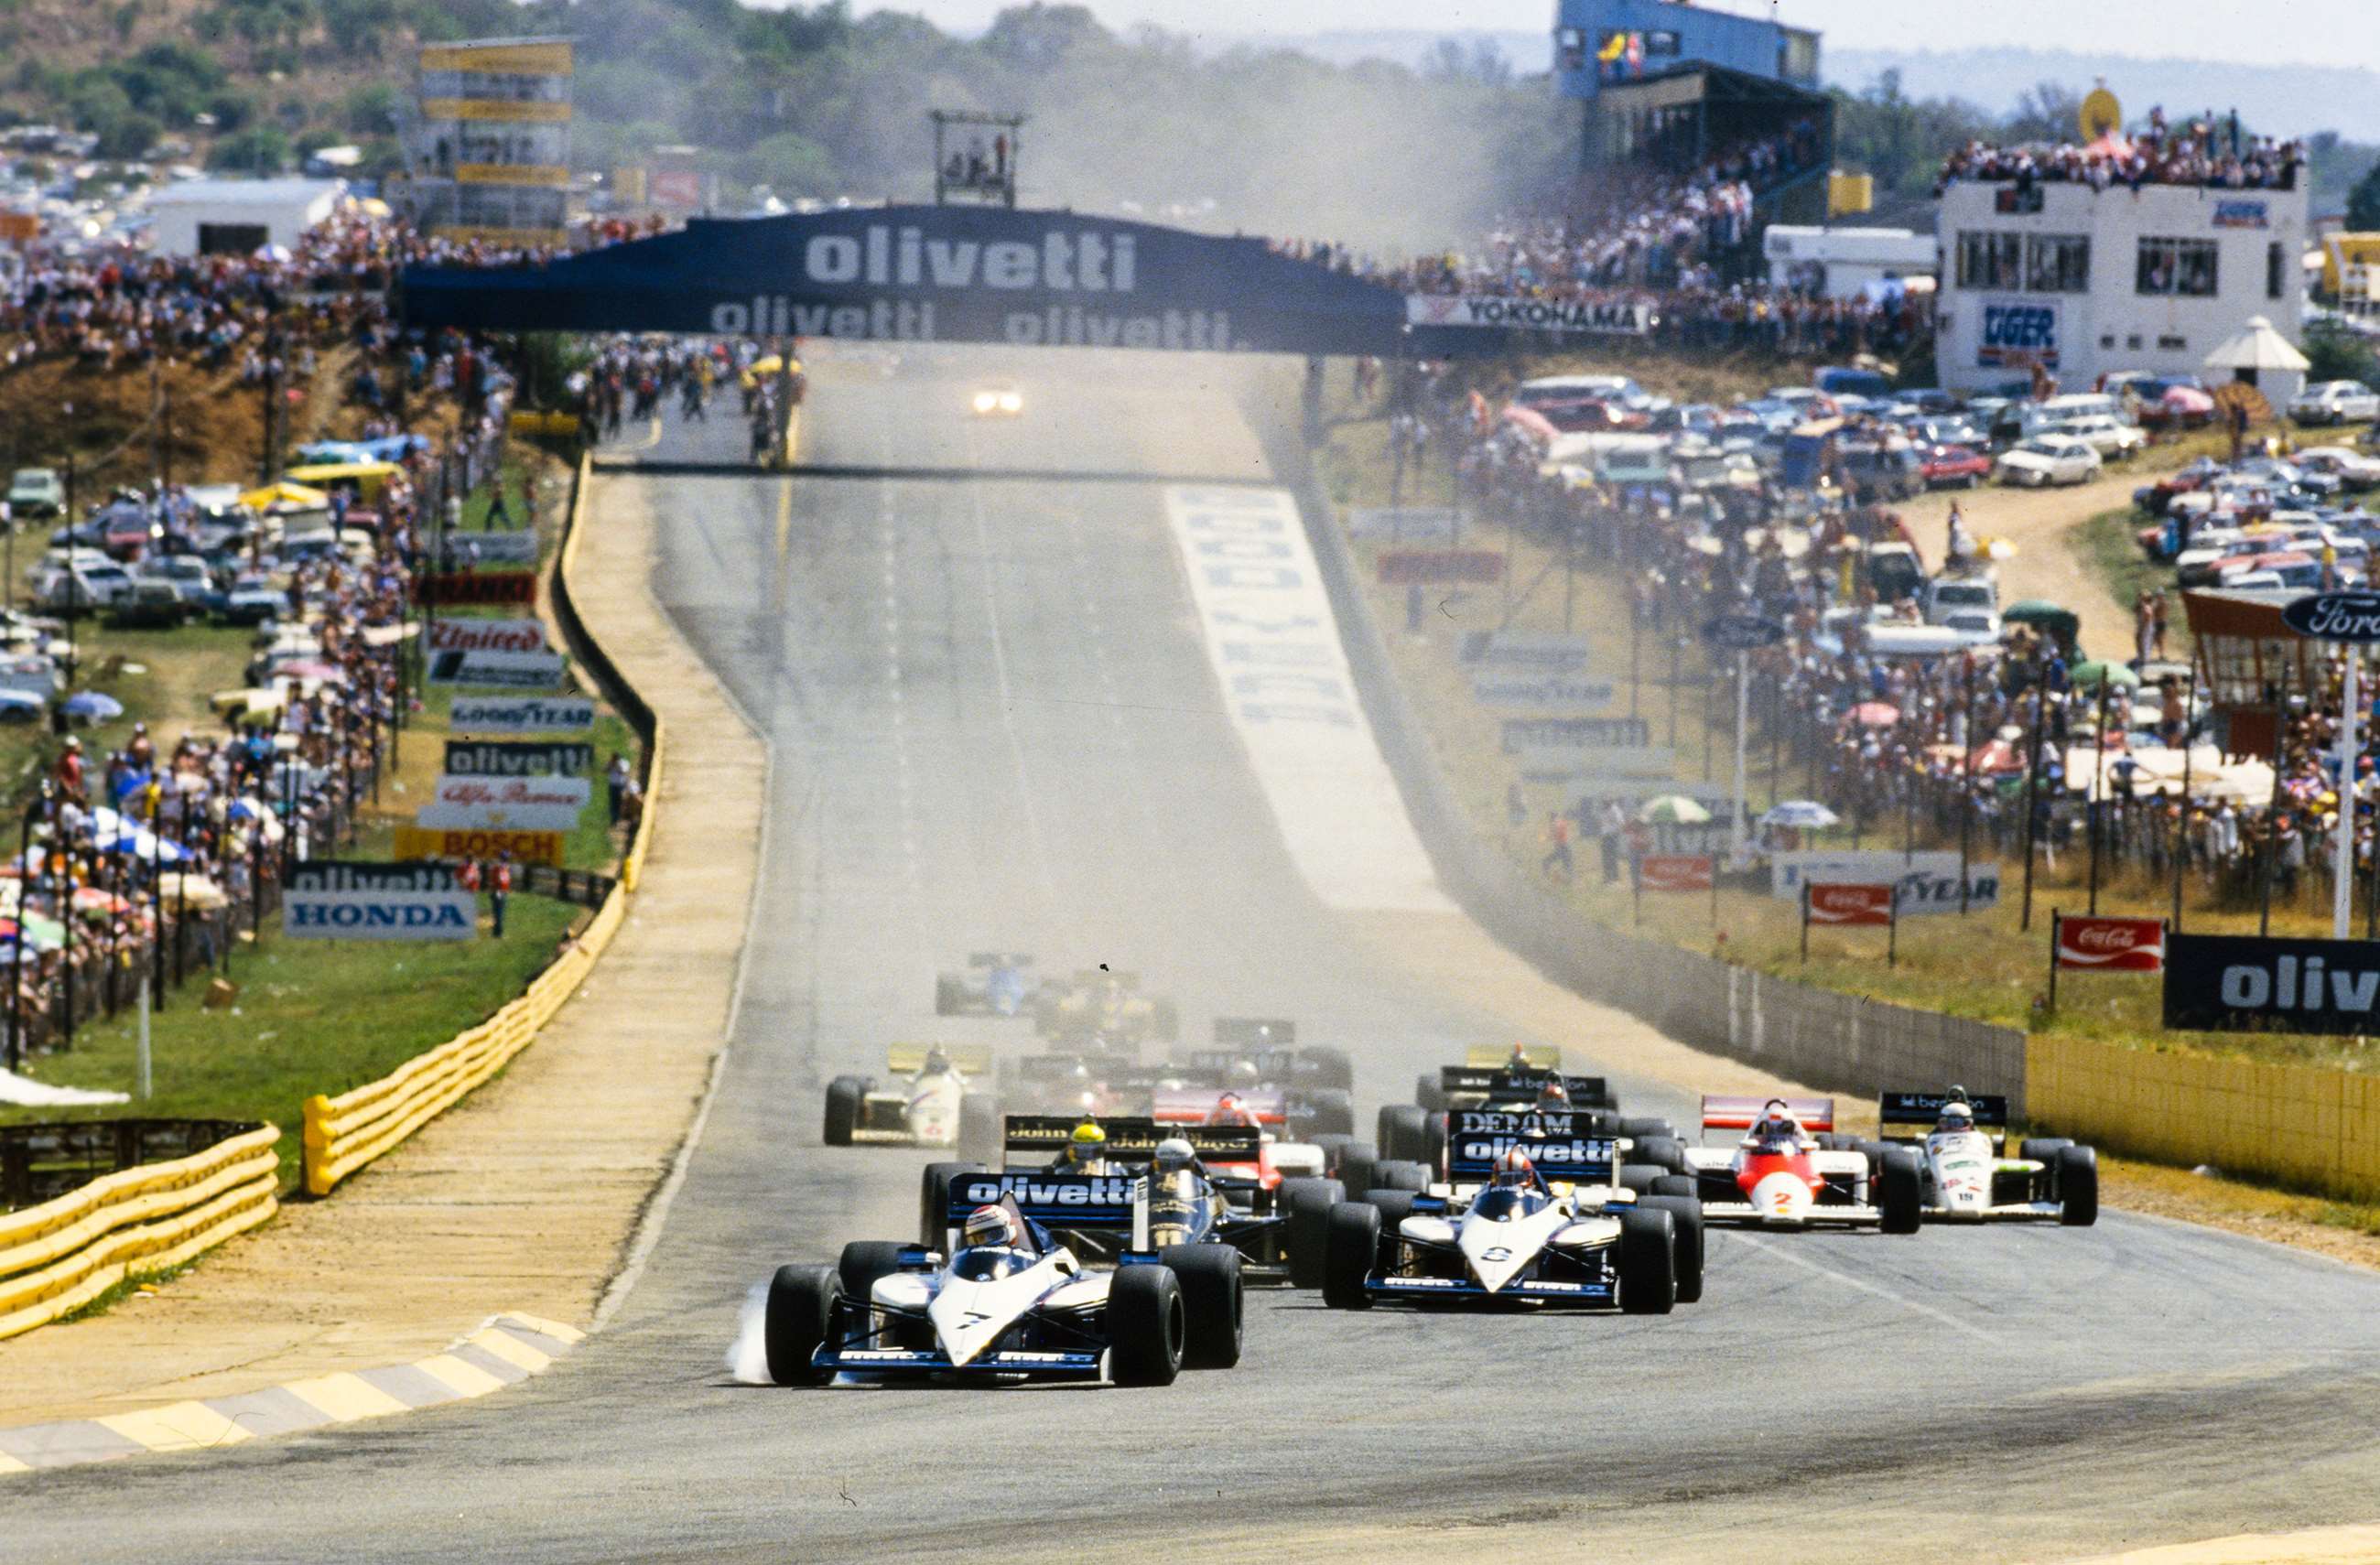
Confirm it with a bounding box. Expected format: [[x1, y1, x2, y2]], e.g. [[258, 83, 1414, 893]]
[[2288, 381, 2380, 426], [2047, 415, 2147, 460], [2295, 446, 2380, 491], [104, 579, 199, 630], [31, 559, 136, 613], [1920, 444, 1992, 489], [218, 573, 286, 627], [5, 468, 64, 520], [1995, 435, 2103, 488]]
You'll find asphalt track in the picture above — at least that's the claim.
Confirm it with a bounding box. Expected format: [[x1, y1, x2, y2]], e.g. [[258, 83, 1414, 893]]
[[14, 350, 2380, 1564]]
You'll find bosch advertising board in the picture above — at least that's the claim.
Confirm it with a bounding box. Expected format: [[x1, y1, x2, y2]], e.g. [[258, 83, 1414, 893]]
[[1977, 300, 2061, 369]]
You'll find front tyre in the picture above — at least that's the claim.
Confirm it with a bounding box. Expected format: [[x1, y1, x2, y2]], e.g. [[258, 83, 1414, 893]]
[[764, 1265, 838, 1386], [1322, 1202, 1380, 1310], [822, 1076, 864, 1146], [1108, 1265, 1185, 1386], [1879, 1146, 1923, 1234], [1617, 1208, 1676, 1315], [1634, 1193, 1705, 1304], [2058, 1145, 2100, 1226], [1281, 1176, 1345, 1290], [1164, 1244, 1245, 1368]]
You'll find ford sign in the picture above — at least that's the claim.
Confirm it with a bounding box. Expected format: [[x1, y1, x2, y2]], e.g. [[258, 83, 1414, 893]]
[[2282, 591, 2380, 643]]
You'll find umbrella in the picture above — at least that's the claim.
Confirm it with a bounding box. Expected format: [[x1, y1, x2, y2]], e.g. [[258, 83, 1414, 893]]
[[158, 873, 228, 911], [61, 691, 124, 720], [1760, 800, 1839, 829], [2071, 661, 2142, 691], [1853, 701, 1901, 727], [1637, 795, 1712, 825]]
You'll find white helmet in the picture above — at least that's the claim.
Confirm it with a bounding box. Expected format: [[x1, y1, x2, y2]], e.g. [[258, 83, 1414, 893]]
[[962, 1203, 1021, 1250], [1936, 1099, 1976, 1136]]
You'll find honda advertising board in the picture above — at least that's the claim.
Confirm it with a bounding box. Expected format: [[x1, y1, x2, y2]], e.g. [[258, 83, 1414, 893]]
[[284, 862, 475, 942], [443, 740, 597, 777], [416, 773, 591, 833], [427, 648, 568, 689], [2054, 915, 2167, 973], [2162, 933, 2380, 1034], [449, 696, 595, 735]]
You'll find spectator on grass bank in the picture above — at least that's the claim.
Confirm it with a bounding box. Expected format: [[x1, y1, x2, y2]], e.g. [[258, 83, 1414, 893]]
[[1598, 799, 1628, 884], [607, 752, 633, 826]]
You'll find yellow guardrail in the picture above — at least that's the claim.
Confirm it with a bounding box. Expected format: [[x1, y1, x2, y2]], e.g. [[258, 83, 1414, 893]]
[[2028, 1034, 2380, 1202], [0, 1126, 280, 1341]]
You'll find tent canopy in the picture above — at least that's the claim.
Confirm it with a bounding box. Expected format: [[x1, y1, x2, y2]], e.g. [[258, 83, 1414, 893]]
[[2202, 315, 2311, 373]]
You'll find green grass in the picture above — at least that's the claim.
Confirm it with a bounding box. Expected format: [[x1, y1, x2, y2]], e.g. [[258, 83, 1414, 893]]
[[55, 1257, 198, 1324], [2070, 505, 2192, 656]]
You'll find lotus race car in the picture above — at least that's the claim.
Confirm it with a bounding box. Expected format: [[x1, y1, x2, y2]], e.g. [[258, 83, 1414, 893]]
[[1638, 1096, 1920, 1233], [1033, 968, 1179, 1047], [822, 1044, 996, 1149], [1320, 1109, 1701, 1313], [763, 1171, 1240, 1387], [933, 952, 1036, 1018], [1878, 1088, 2098, 1225]]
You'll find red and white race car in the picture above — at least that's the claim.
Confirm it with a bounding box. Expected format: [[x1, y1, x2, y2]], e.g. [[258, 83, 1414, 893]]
[[1636, 1096, 1920, 1232]]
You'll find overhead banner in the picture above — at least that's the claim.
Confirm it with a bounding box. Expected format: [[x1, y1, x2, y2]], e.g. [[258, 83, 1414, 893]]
[[427, 648, 568, 689], [2163, 933, 2380, 1034], [284, 862, 475, 941], [393, 826, 567, 867], [427, 618, 548, 654], [443, 740, 597, 777], [1405, 294, 1652, 336], [449, 696, 595, 734], [416, 773, 591, 833]]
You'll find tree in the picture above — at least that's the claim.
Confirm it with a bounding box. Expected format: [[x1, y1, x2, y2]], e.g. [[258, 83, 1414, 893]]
[[96, 111, 162, 161], [208, 124, 291, 173], [2350, 160, 2380, 232]]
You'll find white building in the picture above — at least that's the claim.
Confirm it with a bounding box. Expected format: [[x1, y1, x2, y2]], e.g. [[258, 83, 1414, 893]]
[[146, 178, 345, 258], [1933, 178, 2308, 398], [1763, 226, 1937, 301]]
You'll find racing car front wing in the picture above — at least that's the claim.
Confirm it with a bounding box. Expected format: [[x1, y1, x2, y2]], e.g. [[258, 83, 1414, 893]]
[[1695, 1199, 1883, 1228], [814, 1346, 1109, 1382], [1922, 1200, 2062, 1223], [1364, 1273, 1617, 1308]]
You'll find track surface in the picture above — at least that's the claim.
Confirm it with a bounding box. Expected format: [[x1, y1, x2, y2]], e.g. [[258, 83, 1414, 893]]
[[14, 351, 2380, 1563]]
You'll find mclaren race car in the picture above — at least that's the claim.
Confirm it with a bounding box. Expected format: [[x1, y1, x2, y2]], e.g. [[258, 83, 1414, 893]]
[[1637, 1096, 1921, 1233], [821, 1044, 996, 1150], [1033, 968, 1179, 1047], [1320, 1109, 1700, 1313], [1877, 1088, 2098, 1225], [933, 952, 1036, 1018], [763, 1172, 1240, 1387]]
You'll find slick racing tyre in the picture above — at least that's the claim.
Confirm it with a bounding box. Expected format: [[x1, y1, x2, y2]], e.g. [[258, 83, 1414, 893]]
[[1617, 1117, 1675, 1141], [822, 1075, 865, 1147], [1634, 1194, 1704, 1304], [1370, 1160, 1429, 1193], [2020, 1138, 2073, 1183], [1631, 1136, 1688, 1174], [1322, 1202, 1381, 1310], [919, 1160, 988, 1247], [1378, 1104, 1426, 1162], [1879, 1146, 1923, 1235], [1361, 1189, 1421, 1229], [1617, 1162, 1667, 1195], [1308, 1133, 1354, 1174], [1420, 1113, 1448, 1178], [1333, 1142, 1379, 1202], [1617, 1207, 1677, 1315], [764, 1265, 839, 1386], [1650, 1174, 1699, 1200], [1109, 1265, 1186, 1386], [1280, 1177, 1345, 1290], [1300, 1088, 1355, 1139], [837, 1241, 911, 1302], [1164, 1244, 1244, 1369], [2058, 1145, 2100, 1226], [1413, 1073, 1447, 1113]]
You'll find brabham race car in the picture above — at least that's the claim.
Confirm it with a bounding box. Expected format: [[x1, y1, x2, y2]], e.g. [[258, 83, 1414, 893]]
[[1637, 1096, 1920, 1233], [1320, 1109, 1701, 1314], [1033, 968, 1179, 1047], [932, 952, 1036, 1018], [762, 1172, 1240, 1387], [1877, 1088, 2098, 1225], [822, 1044, 997, 1150]]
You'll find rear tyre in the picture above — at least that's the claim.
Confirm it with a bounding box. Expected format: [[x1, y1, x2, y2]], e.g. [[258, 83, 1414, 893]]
[[837, 1240, 911, 1301], [1879, 1147, 1923, 1235], [919, 1160, 988, 1247], [1377, 1104, 1426, 1164], [1631, 1136, 1688, 1174], [1371, 1160, 1429, 1193], [1299, 1087, 1354, 1139], [1650, 1173, 1699, 1200], [763, 1265, 838, 1386], [1164, 1244, 1244, 1369], [1617, 1208, 1677, 1315], [1617, 1117, 1675, 1141], [1617, 1162, 1666, 1195], [822, 1075, 864, 1147], [1413, 1074, 1447, 1113], [1108, 1265, 1185, 1386], [933, 977, 961, 1016], [1335, 1142, 1379, 1200], [1322, 1202, 1380, 1310], [2019, 1137, 2073, 1181], [1419, 1113, 1448, 1179], [1634, 1194, 1705, 1304], [2058, 1146, 2100, 1226], [1308, 1133, 1353, 1174], [1361, 1189, 1421, 1228], [957, 1092, 1001, 1165], [1281, 1177, 1346, 1290]]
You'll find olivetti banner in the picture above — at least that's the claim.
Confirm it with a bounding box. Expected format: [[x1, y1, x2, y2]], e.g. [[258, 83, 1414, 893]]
[[2163, 933, 2380, 1035], [400, 205, 1528, 358]]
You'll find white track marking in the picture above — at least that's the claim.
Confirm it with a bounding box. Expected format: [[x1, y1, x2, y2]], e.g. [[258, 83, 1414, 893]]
[[1731, 1234, 2006, 1344]]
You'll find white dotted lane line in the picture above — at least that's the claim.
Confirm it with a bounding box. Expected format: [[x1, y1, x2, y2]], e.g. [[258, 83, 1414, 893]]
[[878, 480, 920, 888]]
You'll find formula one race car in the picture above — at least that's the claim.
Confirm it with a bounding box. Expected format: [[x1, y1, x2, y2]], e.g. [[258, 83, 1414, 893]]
[[1639, 1096, 1920, 1233], [821, 1044, 996, 1150], [1033, 968, 1179, 1047], [763, 1172, 1240, 1387], [932, 953, 1036, 1018], [1876, 1088, 2098, 1225], [1320, 1109, 1700, 1313], [1376, 1045, 1651, 1173]]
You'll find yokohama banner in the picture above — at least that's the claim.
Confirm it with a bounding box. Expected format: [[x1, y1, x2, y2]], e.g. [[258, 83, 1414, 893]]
[[1405, 294, 1651, 336], [2055, 915, 2166, 972]]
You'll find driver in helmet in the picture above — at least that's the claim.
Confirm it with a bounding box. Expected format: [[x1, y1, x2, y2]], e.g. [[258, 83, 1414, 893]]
[[1506, 1042, 1536, 1071], [1533, 1077, 1572, 1113], [960, 1202, 1028, 1258], [1743, 1097, 1813, 1154], [1932, 1097, 1979, 1141], [1205, 1091, 1261, 1129], [914, 1046, 955, 1083], [1055, 1119, 1116, 1173], [1490, 1146, 1543, 1193]]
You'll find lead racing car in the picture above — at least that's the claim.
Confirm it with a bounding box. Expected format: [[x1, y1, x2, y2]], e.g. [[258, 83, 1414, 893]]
[[762, 1171, 1241, 1387], [1320, 1109, 1702, 1314], [1877, 1088, 2098, 1225], [932, 953, 1037, 1018], [821, 1044, 997, 1150], [1638, 1096, 1920, 1233]]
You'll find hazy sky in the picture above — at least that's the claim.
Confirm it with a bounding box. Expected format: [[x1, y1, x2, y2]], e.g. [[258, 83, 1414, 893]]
[[838, 0, 2379, 73]]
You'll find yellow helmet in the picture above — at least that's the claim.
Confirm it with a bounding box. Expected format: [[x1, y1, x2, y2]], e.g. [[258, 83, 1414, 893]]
[[1070, 1120, 1107, 1149]]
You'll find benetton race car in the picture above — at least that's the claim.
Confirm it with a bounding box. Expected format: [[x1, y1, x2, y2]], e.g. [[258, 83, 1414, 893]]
[[1636, 1096, 1920, 1232], [1877, 1088, 2098, 1225], [933, 952, 1036, 1018], [822, 1044, 997, 1151], [763, 1172, 1240, 1387], [1378, 1045, 1656, 1174], [1033, 968, 1179, 1047], [1320, 1109, 1700, 1313]]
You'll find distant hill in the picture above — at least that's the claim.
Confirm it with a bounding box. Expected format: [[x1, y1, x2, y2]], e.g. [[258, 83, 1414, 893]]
[[1235, 29, 1552, 77]]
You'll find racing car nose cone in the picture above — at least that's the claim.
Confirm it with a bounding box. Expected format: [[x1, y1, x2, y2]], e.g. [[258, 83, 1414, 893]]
[[1751, 1170, 1809, 1222], [1458, 1217, 1531, 1294], [927, 1279, 1012, 1367]]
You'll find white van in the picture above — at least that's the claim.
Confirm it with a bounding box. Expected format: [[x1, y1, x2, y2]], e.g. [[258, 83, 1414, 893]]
[[2039, 393, 2134, 427]]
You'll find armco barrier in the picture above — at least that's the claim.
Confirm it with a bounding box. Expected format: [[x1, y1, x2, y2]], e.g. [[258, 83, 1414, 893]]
[[1267, 403, 2028, 1108], [2029, 1034, 2380, 1201], [0, 1125, 278, 1341], [303, 449, 659, 1194]]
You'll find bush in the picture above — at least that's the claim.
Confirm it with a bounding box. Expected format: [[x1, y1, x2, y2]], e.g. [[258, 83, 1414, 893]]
[[95, 111, 163, 161], [206, 124, 290, 174]]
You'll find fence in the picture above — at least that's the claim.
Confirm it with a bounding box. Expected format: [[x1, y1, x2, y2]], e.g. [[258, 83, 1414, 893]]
[[1, 1117, 256, 1208], [0, 1123, 278, 1341]]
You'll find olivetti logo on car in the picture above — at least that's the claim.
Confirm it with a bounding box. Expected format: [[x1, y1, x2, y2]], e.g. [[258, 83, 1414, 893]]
[[959, 1175, 1134, 1206]]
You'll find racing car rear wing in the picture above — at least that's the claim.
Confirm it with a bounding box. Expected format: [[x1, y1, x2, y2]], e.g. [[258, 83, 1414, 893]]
[[1466, 1043, 1561, 1070], [1213, 1017, 1295, 1046], [1151, 1087, 1287, 1128], [967, 951, 1033, 967], [886, 1043, 993, 1076], [1441, 1067, 1612, 1107], [1444, 1109, 1616, 1183], [1068, 967, 1138, 988], [1007, 1055, 1173, 1088], [1001, 1116, 1263, 1162], [1878, 1090, 2010, 1141], [944, 1173, 1147, 1248], [1700, 1095, 1835, 1133]]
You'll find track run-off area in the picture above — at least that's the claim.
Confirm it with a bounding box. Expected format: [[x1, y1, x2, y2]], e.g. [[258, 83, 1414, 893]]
[[13, 347, 2380, 1564]]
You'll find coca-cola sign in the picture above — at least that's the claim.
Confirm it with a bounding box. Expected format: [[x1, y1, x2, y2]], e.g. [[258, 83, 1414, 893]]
[[2282, 592, 2380, 643], [1805, 882, 1893, 926], [2055, 914, 2166, 972]]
